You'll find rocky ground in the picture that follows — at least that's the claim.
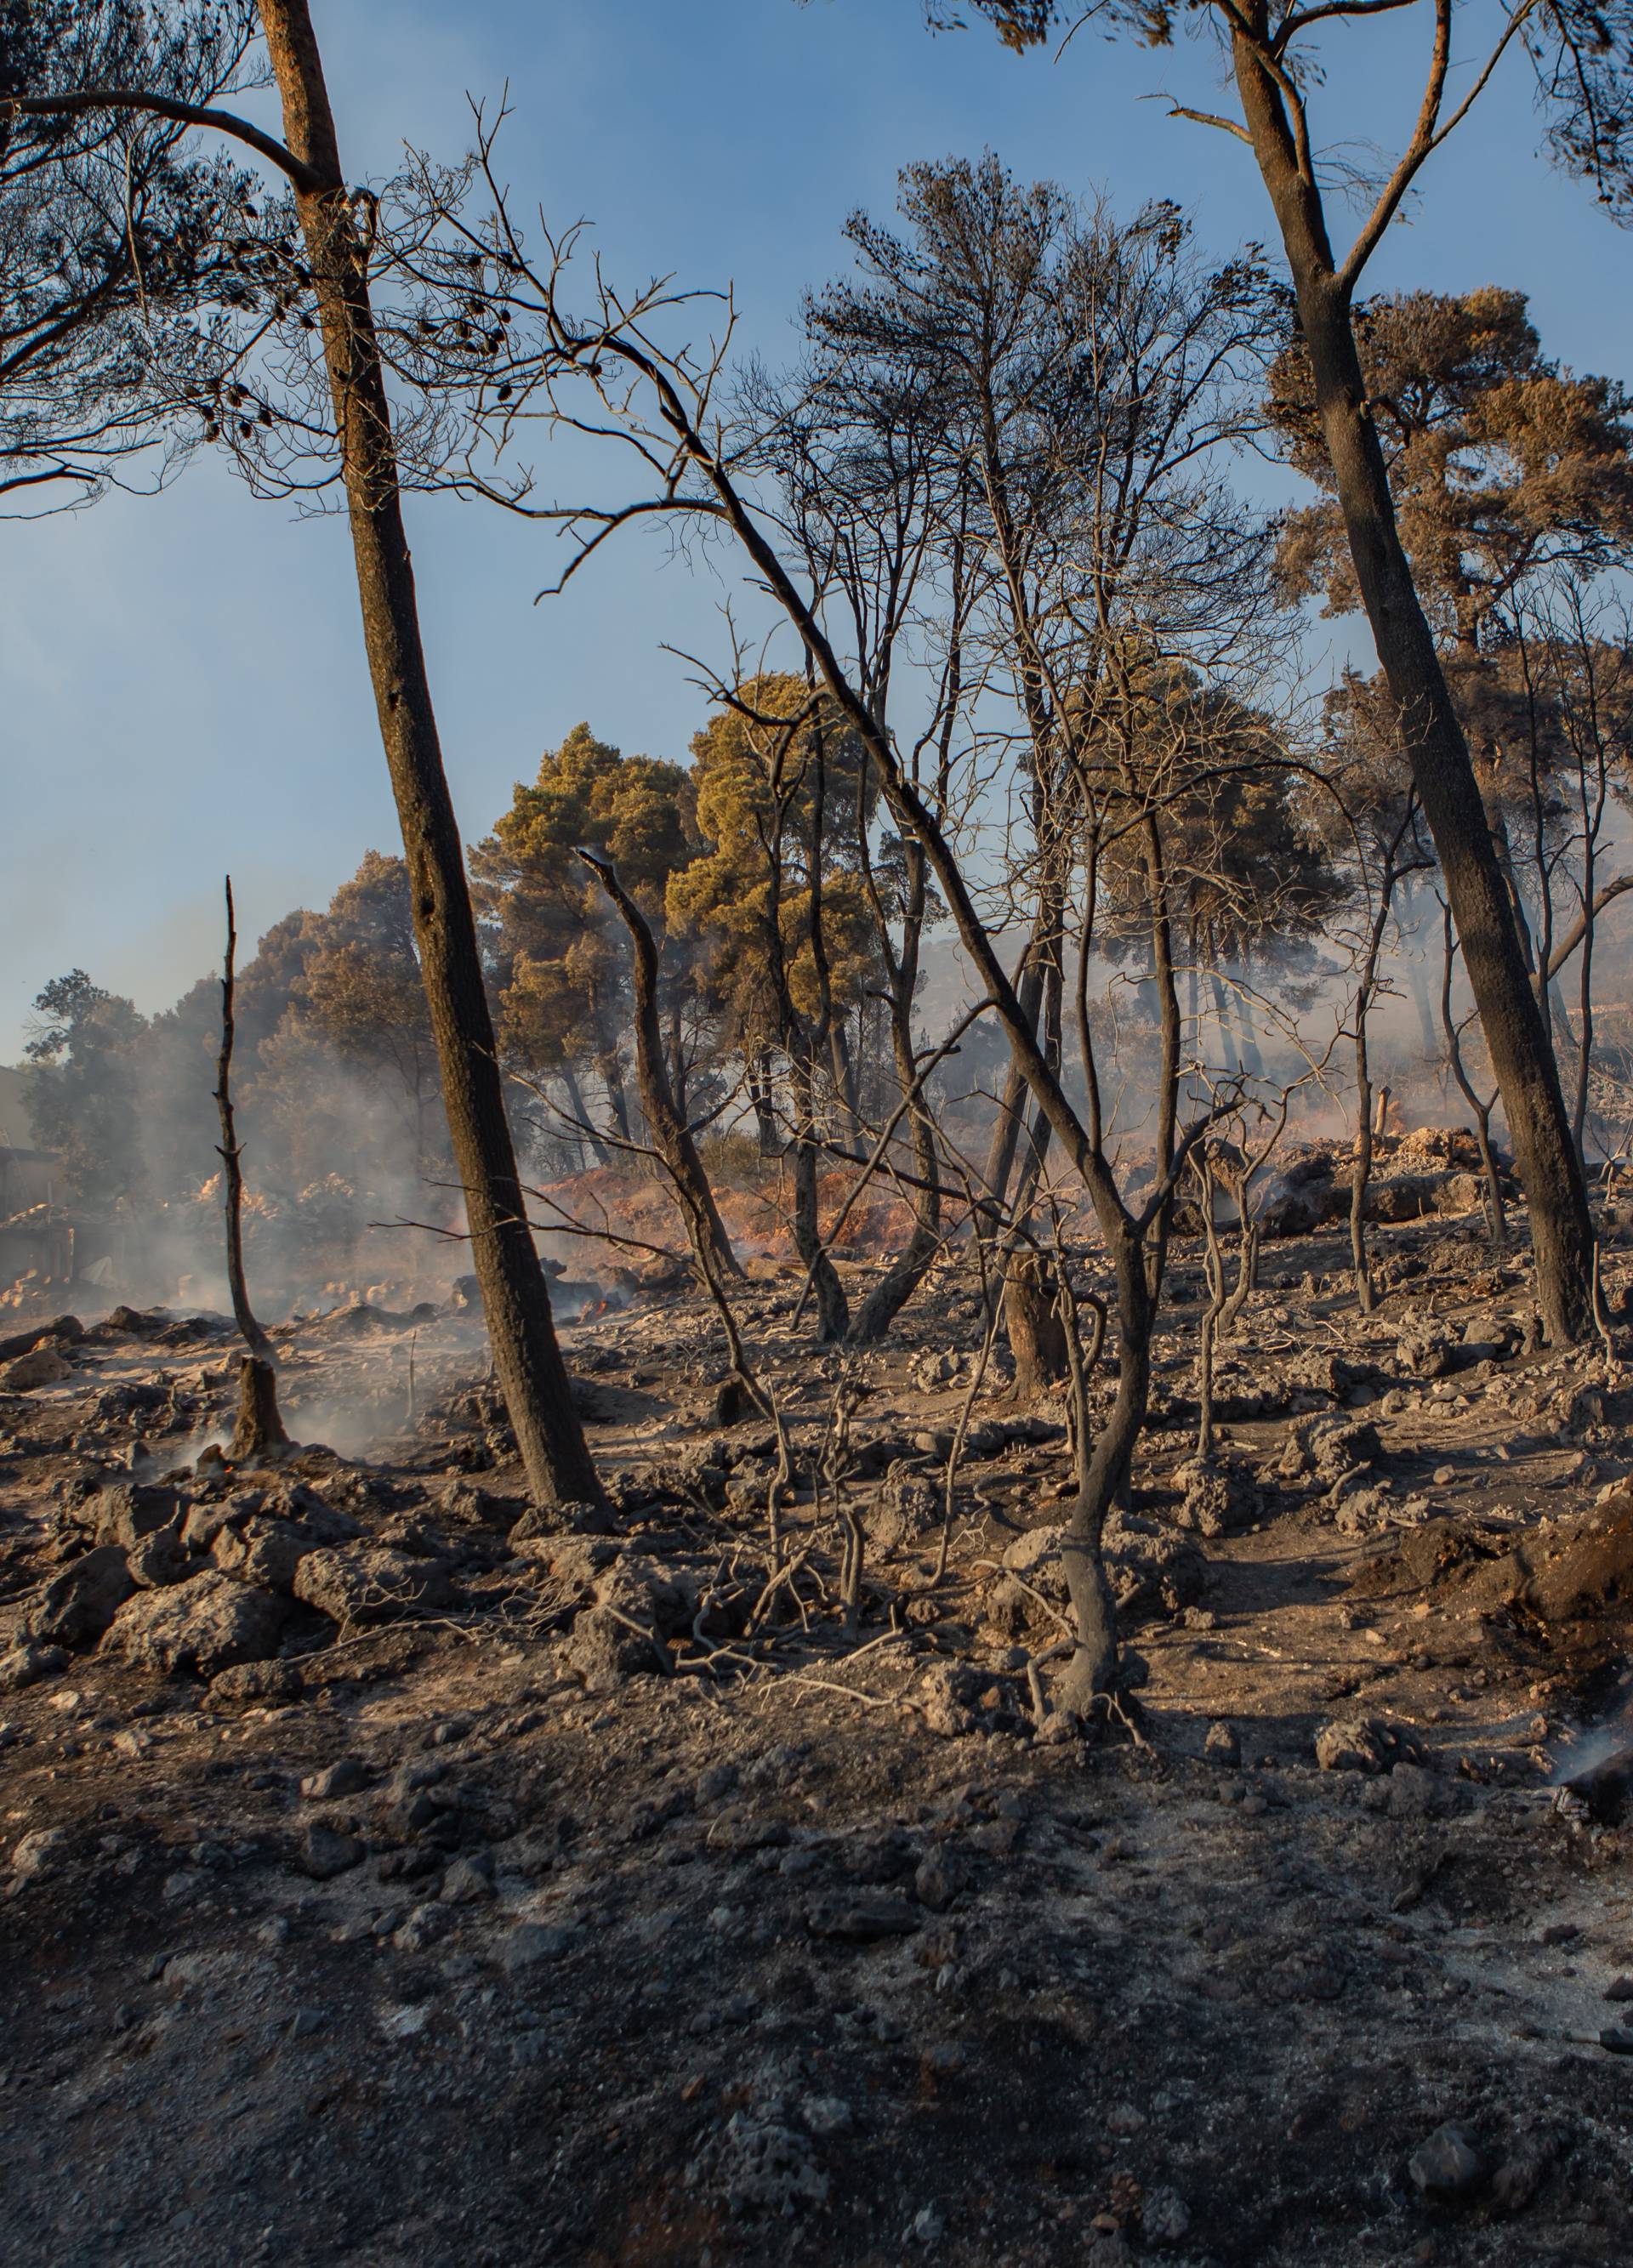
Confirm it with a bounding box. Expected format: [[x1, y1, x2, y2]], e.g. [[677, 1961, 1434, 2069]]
[[3, 1146, 1633, 2266]]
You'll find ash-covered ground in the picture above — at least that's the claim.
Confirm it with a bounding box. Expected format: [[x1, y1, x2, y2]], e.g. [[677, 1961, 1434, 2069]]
[[3, 1145, 1633, 2267]]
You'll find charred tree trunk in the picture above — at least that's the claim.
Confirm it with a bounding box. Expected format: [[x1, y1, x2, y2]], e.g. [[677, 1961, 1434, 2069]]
[[213, 877, 289, 1464], [1056, 1231, 1151, 1712], [749, 1054, 779, 1157], [850, 1005, 942, 1345], [559, 1064, 609, 1168], [255, 0, 600, 1507], [576, 851, 742, 1289], [982, 932, 1048, 1212], [1196, 1162, 1226, 1461], [1440, 901, 1508, 1250], [1232, 33, 1593, 1343], [788, 1050, 849, 1343], [1004, 1251, 1068, 1403]]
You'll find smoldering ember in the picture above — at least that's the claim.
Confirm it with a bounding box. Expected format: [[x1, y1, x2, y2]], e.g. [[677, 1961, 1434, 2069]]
[[12, 9, 1633, 2268]]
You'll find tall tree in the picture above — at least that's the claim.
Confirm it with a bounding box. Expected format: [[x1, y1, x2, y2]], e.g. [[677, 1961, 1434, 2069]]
[[959, 0, 1624, 1344], [471, 723, 698, 1153], [14, 0, 603, 1505], [24, 968, 146, 1207], [1266, 285, 1633, 661], [669, 674, 879, 1340]]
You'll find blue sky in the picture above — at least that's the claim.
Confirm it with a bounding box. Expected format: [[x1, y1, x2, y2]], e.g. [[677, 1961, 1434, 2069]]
[[5, 0, 1630, 1057]]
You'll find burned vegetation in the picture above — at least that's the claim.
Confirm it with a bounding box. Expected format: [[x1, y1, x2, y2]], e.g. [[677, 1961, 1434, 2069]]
[[10, 3, 1633, 2266]]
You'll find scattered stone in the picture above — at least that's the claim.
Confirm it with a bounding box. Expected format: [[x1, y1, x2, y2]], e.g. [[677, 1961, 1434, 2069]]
[[300, 1758, 370, 1800], [1171, 1453, 1256, 1538], [20, 1545, 135, 1646], [207, 1658, 302, 1708], [799, 2095, 853, 2137], [105, 1571, 288, 1678], [805, 1893, 920, 1941], [0, 1344, 73, 1390], [126, 1524, 194, 1589], [440, 1855, 494, 1904], [395, 1901, 455, 1953], [1314, 1716, 1425, 1776], [1203, 1719, 1241, 1767], [1141, 2187, 1192, 2247], [300, 1824, 366, 1879], [1408, 2122, 1486, 2204], [714, 2106, 828, 2218], [0, 1641, 70, 1693], [293, 1545, 453, 1628], [9, 1826, 72, 1881], [500, 1922, 577, 1970]]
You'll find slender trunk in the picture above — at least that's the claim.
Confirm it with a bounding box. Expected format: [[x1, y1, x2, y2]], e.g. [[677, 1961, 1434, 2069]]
[[256, 0, 601, 1505], [213, 876, 288, 1462], [1440, 902, 1507, 1250], [1351, 1015, 1376, 1314], [1232, 32, 1593, 1341], [850, 1003, 941, 1344], [578, 854, 742, 1287], [213, 878, 275, 1369], [1209, 968, 1241, 1074], [597, 1050, 631, 1144], [1195, 1162, 1226, 1461], [788, 1050, 848, 1341], [1057, 1230, 1150, 1710], [982, 927, 1048, 1209], [1574, 917, 1595, 1166], [560, 1064, 608, 1168], [1233, 972, 1265, 1077], [749, 1053, 778, 1156]]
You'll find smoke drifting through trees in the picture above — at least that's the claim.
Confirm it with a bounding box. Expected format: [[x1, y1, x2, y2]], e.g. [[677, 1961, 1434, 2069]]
[[11, 0, 1633, 1704]]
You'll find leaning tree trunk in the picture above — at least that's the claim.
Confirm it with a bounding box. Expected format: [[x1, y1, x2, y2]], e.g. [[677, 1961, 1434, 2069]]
[[576, 852, 742, 1290], [982, 935, 1048, 1212], [256, 0, 600, 1506], [1232, 35, 1593, 1344], [214, 876, 289, 1464], [850, 1003, 942, 1344]]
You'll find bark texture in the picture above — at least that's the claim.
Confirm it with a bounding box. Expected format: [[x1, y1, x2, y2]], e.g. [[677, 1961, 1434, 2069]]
[[1004, 1253, 1068, 1403], [257, 0, 601, 1506], [1232, 30, 1593, 1342]]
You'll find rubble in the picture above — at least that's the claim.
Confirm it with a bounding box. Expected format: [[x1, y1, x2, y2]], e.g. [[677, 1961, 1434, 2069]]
[[0, 1179, 1630, 2264]]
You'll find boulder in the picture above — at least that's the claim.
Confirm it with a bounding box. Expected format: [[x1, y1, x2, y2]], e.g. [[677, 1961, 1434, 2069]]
[[1105, 1515, 1209, 1619], [292, 1544, 453, 1628], [1314, 1715, 1425, 1775], [1408, 2123, 1486, 2204], [213, 1516, 319, 1594], [21, 1545, 136, 1646], [126, 1525, 194, 1589], [0, 1344, 73, 1390], [207, 1658, 303, 1708], [564, 1554, 701, 1687], [0, 1640, 69, 1693], [105, 1570, 287, 1678], [1171, 1453, 1256, 1538], [0, 1315, 83, 1363], [90, 1482, 185, 1552]]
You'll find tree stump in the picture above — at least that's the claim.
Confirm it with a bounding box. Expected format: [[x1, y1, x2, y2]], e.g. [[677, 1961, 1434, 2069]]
[[1004, 1253, 1068, 1402], [227, 1354, 291, 1464]]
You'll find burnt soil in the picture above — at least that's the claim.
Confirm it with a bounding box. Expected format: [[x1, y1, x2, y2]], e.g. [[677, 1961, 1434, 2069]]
[[3, 1205, 1633, 2268]]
